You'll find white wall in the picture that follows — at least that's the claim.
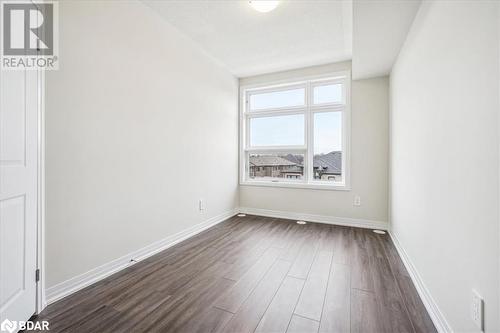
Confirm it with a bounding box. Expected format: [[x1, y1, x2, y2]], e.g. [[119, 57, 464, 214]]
[[45, 1, 238, 288], [239, 63, 389, 225], [390, 1, 499, 332]]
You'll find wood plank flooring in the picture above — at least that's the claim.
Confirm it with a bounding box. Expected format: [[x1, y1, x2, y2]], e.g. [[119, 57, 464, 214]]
[[30, 215, 436, 333]]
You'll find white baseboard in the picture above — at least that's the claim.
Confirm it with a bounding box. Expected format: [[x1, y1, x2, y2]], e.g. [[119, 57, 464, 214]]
[[389, 231, 453, 333], [238, 207, 388, 230], [45, 208, 238, 305]]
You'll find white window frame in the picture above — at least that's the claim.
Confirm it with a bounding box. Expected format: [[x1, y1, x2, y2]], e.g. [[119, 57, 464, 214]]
[[239, 71, 351, 191]]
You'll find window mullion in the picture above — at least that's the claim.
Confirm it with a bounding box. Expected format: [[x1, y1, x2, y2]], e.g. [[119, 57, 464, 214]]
[[306, 81, 313, 184], [245, 146, 307, 152], [245, 108, 307, 118], [245, 114, 250, 150]]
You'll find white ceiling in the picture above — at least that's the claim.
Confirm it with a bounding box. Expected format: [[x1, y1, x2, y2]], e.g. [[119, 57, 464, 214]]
[[143, 0, 353, 78], [352, 0, 421, 79]]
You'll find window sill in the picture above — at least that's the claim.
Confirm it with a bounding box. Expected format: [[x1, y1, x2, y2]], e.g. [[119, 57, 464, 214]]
[[240, 180, 351, 191]]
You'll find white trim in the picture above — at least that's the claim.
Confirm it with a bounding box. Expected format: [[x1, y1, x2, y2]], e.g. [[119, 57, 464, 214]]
[[45, 208, 239, 305], [238, 207, 387, 230], [36, 65, 46, 312], [245, 145, 307, 152], [240, 181, 351, 191], [389, 231, 453, 333], [34, 6, 49, 313], [241, 71, 349, 90]]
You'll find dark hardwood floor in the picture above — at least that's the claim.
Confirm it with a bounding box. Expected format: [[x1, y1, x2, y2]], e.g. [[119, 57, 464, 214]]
[[31, 215, 436, 333]]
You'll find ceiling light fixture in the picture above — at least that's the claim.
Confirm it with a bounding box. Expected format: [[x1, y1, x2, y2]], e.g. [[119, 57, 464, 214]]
[[249, 1, 279, 13]]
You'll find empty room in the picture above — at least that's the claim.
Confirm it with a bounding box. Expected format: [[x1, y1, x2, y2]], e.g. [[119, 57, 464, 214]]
[[1, 0, 499, 332]]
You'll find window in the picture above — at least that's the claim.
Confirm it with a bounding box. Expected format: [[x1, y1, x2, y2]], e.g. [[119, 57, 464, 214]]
[[248, 153, 304, 181], [240, 72, 350, 189], [250, 114, 304, 147], [249, 87, 305, 110]]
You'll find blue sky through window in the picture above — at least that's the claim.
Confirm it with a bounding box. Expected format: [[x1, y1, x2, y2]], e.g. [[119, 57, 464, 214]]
[[250, 112, 341, 154], [313, 84, 342, 104], [250, 114, 304, 146], [314, 112, 341, 154], [250, 88, 304, 110]]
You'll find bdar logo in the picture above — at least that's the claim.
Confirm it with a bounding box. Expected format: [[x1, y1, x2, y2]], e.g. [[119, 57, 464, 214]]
[[0, 319, 49, 332], [0, 319, 17, 333]]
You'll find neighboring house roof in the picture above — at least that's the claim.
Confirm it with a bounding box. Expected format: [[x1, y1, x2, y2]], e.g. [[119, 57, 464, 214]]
[[249, 151, 341, 174], [283, 154, 303, 165], [249, 155, 297, 167], [313, 151, 342, 174]]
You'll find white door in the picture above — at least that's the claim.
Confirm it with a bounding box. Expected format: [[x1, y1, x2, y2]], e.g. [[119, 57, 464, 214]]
[[0, 68, 39, 326]]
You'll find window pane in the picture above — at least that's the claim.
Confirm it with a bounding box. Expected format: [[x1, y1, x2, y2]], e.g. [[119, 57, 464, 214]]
[[313, 84, 342, 104], [249, 153, 304, 180], [313, 112, 342, 182], [250, 88, 305, 110], [250, 114, 304, 146]]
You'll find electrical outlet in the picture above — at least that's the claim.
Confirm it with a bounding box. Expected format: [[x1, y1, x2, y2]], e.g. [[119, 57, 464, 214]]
[[199, 199, 206, 211], [353, 195, 361, 207], [471, 290, 484, 331]]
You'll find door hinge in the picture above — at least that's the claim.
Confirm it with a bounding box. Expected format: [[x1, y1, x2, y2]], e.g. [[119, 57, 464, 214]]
[[35, 269, 40, 282]]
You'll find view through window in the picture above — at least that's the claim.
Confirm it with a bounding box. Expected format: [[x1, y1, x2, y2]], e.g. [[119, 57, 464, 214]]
[[241, 73, 350, 188]]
